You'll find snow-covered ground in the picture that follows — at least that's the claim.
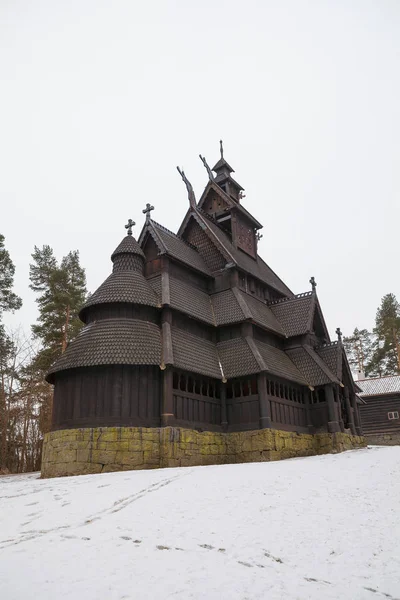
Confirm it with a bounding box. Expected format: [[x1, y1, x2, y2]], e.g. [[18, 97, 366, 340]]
[[1, 447, 400, 600]]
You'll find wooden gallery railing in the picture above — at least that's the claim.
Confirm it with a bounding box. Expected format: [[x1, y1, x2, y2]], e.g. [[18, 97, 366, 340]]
[[172, 372, 221, 430]]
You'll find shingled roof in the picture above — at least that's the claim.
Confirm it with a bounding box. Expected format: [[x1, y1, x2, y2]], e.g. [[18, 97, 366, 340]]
[[190, 210, 292, 296], [111, 234, 145, 260], [316, 343, 342, 380], [80, 271, 160, 319], [47, 319, 162, 382], [171, 327, 221, 379], [269, 293, 314, 337], [142, 220, 212, 277], [286, 346, 340, 386], [254, 341, 309, 385], [217, 338, 260, 378], [357, 375, 400, 397]]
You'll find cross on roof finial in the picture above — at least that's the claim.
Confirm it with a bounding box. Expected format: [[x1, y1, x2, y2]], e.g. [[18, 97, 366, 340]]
[[220, 139, 224, 159], [125, 218, 135, 236], [336, 327, 342, 342], [142, 203, 155, 222], [310, 276, 317, 293]]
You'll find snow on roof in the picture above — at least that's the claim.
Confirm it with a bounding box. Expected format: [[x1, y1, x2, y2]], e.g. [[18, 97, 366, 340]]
[[357, 374, 400, 397]]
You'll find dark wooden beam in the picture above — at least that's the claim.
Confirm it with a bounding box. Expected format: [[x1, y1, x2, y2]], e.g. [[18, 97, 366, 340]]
[[325, 384, 340, 433], [258, 372, 272, 429]]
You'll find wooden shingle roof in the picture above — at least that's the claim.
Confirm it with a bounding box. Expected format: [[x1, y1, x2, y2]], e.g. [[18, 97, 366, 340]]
[[142, 220, 212, 277], [47, 319, 161, 382], [191, 210, 292, 296], [269, 293, 314, 337], [286, 346, 340, 386], [171, 327, 221, 379]]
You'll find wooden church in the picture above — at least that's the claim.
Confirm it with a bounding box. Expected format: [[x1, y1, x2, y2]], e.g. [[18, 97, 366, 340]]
[[46, 144, 362, 448]]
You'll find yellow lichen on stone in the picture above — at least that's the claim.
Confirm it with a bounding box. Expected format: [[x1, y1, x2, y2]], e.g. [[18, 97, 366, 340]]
[[40, 425, 367, 478]]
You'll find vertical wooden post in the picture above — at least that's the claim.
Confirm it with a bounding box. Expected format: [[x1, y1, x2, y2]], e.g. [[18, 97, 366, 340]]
[[220, 382, 228, 432], [344, 386, 356, 435], [334, 387, 345, 432], [304, 388, 314, 432], [258, 372, 271, 429], [351, 392, 362, 435], [325, 384, 340, 433], [161, 368, 174, 427]]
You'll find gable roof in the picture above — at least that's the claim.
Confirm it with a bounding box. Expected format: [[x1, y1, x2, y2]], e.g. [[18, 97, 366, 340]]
[[316, 343, 342, 381], [269, 292, 331, 341], [269, 293, 314, 337], [196, 180, 262, 229], [357, 375, 400, 397], [180, 210, 292, 296], [139, 219, 212, 277], [286, 346, 340, 387]]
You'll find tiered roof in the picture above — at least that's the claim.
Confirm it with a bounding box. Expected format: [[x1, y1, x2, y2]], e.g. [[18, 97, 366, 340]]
[[47, 145, 357, 397]]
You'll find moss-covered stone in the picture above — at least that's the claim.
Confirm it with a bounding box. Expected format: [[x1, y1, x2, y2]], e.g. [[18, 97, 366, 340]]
[[41, 426, 367, 478]]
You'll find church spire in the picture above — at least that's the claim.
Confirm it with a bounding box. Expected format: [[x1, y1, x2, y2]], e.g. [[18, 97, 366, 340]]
[[211, 140, 244, 201]]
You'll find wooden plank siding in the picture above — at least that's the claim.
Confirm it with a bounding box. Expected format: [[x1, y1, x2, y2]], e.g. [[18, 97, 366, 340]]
[[52, 365, 161, 430], [360, 394, 400, 434]]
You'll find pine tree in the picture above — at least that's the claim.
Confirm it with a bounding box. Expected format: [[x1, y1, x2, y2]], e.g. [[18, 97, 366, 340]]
[[0, 234, 22, 315], [343, 328, 373, 375], [0, 234, 22, 472], [29, 246, 87, 372], [367, 294, 400, 376]]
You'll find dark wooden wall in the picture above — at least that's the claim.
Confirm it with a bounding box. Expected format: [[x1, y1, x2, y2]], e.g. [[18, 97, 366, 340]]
[[52, 365, 336, 435], [360, 394, 400, 434], [52, 365, 161, 430]]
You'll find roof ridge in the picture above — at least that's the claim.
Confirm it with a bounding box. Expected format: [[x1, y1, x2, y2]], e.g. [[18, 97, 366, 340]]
[[358, 374, 400, 382], [268, 291, 312, 306], [316, 341, 338, 349]]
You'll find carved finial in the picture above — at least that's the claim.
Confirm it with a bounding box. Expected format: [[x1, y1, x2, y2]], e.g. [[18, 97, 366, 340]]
[[256, 232, 263, 241], [199, 154, 214, 181], [142, 203, 154, 222], [310, 276, 317, 293], [336, 327, 342, 342], [125, 218, 135, 236], [177, 166, 196, 209], [220, 139, 224, 159]]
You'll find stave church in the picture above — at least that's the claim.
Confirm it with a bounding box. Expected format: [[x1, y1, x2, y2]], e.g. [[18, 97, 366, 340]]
[[41, 143, 364, 477]]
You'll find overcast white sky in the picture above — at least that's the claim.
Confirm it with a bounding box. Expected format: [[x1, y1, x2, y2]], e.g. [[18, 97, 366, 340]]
[[1, 0, 399, 339]]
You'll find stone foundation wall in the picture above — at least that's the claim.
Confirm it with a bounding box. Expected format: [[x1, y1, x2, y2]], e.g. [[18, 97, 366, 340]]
[[41, 427, 366, 478], [366, 432, 400, 446]]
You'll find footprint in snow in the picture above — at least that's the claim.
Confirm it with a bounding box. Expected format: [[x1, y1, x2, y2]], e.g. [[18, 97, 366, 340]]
[[120, 536, 131, 541], [156, 545, 170, 550], [305, 577, 331, 585], [264, 551, 283, 564], [199, 544, 214, 550]]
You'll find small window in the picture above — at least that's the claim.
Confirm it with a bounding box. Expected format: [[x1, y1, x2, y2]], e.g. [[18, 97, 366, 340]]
[[388, 411, 399, 420]]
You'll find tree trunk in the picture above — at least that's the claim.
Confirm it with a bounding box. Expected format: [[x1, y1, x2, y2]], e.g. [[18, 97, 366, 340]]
[[0, 375, 8, 471], [62, 304, 70, 353], [394, 328, 400, 372]]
